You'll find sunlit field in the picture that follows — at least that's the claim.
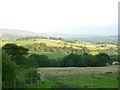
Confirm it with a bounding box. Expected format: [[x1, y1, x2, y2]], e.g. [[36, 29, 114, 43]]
[[1, 39, 118, 55]]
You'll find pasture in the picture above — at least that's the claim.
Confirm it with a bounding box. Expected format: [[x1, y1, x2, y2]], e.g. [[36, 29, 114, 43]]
[[37, 65, 118, 88]]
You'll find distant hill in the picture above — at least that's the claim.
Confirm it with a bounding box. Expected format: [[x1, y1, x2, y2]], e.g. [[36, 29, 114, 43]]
[[0, 29, 118, 45], [0, 29, 39, 40], [66, 35, 118, 45], [0, 29, 99, 40]]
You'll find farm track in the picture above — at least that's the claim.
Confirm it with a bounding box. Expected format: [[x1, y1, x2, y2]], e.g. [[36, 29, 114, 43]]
[[46, 77, 74, 89]]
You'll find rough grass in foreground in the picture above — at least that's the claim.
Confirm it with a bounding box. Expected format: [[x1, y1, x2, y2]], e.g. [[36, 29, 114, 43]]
[[38, 65, 118, 88], [58, 72, 118, 88], [25, 79, 54, 88]]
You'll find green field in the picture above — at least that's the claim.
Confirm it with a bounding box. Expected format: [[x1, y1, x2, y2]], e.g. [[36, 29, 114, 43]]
[[1, 40, 35, 46], [37, 65, 118, 88]]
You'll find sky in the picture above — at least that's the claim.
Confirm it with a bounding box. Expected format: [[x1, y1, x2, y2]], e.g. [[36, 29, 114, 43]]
[[0, 0, 119, 35]]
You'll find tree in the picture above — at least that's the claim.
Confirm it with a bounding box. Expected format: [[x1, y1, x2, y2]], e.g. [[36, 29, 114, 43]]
[[58, 37, 65, 41], [2, 51, 18, 88], [66, 59, 74, 67], [49, 37, 57, 40], [83, 53, 89, 56], [2, 44, 39, 88], [25, 68, 38, 84], [61, 53, 81, 67], [15, 56, 38, 69], [2, 43, 29, 60], [96, 53, 110, 64], [96, 57, 107, 66], [96, 53, 109, 59], [29, 54, 51, 67]]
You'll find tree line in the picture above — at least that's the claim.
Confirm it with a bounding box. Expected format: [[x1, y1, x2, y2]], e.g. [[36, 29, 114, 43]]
[[28, 52, 114, 67], [25, 43, 90, 55], [16, 36, 65, 41], [16, 36, 48, 40], [25, 43, 117, 55], [2, 44, 39, 88]]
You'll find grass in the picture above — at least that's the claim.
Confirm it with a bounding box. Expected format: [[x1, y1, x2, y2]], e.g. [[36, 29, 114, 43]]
[[58, 73, 118, 88], [1, 40, 35, 46], [35, 39, 65, 47], [38, 65, 118, 88], [25, 79, 54, 88]]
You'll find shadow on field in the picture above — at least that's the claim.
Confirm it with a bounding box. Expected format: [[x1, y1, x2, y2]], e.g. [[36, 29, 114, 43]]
[[46, 77, 74, 89]]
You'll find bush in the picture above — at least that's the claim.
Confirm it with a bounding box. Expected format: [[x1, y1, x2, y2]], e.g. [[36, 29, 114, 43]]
[[25, 68, 39, 84]]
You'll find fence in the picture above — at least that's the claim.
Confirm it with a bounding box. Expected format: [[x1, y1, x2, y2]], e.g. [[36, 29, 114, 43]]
[[2, 76, 42, 88]]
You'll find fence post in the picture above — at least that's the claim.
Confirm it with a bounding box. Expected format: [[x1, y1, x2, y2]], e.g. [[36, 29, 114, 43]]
[[24, 81, 25, 88], [36, 77, 37, 84], [3, 83, 5, 88], [14, 80, 15, 89], [31, 77, 32, 85]]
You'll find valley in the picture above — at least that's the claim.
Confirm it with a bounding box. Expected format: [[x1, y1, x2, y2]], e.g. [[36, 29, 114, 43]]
[[1, 29, 119, 89]]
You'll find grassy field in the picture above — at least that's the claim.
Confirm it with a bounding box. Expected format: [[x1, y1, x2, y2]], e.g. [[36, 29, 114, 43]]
[[1, 40, 35, 46], [38, 65, 119, 88]]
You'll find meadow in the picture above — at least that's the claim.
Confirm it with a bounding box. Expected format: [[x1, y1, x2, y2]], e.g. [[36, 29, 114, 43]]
[[36, 65, 119, 88]]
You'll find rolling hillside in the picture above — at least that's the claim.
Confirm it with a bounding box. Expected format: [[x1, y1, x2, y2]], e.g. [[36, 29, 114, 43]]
[[0, 29, 39, 40], [0, 29, 118, 56], [1, 38, 118, 56], [0, 29, 118, 45], [66, 35, 118, 45]]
